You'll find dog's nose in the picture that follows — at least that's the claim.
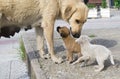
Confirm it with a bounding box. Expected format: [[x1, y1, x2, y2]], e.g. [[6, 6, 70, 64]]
[[72, 33, 80, 38], [70, 27, 81, 38]]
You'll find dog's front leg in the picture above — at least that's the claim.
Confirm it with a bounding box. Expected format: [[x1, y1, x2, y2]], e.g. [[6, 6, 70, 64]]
[[72, 56, 89, 65], [66, 51, 73, 63], [42, 20, 63, 64]]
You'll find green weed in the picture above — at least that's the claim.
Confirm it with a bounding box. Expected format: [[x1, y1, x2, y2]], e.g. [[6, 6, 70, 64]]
[[18, 36, 26, 61]]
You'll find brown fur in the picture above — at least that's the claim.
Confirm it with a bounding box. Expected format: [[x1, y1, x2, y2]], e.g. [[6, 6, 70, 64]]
[[57, 26, 82, 63]]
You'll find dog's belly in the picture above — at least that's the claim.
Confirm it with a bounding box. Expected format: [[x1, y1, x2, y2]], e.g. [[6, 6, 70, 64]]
[[0, 0, 44, 27], [0, 12, 42, 27]]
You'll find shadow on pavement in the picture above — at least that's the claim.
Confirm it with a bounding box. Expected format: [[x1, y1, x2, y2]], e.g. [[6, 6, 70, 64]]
[[91, 38, 117, 48]]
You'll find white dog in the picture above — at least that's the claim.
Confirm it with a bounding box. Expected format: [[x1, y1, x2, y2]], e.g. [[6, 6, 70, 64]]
[[72, 35, 115, 72]]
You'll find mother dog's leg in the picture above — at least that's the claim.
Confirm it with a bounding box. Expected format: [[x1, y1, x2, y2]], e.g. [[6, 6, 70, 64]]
[[35, 26, 48, 58], [42, 20, 63, 63]]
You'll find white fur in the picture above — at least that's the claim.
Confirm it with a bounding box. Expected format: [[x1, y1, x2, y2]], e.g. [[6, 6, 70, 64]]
[[72, 35, 115, 72]]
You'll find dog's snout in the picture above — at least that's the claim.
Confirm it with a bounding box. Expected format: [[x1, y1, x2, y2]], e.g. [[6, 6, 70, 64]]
[[70, 27, 81, 38], [72, 33, 80, 38]]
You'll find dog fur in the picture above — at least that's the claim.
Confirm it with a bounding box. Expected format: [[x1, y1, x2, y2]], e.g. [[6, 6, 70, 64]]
[[57, 26, 82, 63], [0, 0, 88, 63], [72, 35, 115, 72]]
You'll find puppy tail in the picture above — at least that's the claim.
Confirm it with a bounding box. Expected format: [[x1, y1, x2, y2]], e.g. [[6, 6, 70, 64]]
[[109, 54, 115, 65]]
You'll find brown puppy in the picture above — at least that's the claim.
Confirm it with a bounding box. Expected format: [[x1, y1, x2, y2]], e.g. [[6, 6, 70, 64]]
[[57, 26, 82, 63]]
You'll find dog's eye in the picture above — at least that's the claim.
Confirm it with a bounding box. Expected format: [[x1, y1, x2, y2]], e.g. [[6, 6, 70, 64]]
[[75, 19, 80, 24]]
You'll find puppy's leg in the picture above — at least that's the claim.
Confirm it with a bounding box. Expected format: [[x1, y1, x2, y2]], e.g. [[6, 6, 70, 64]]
[[95, 58, 104, 72], [35, 26, 50, 59], [72, 56, 89, 65], [42, 20, 63, 64], [67, 51, 73, 63], [66, 51, 71, 61], [66, 51, 69, 61], [78, 52, 82, 58]]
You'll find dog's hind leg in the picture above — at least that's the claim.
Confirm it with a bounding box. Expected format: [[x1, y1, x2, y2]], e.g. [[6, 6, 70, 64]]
[[35, 26, 50, 59], [95, 64, 104, 72], [109, 53, 115, 65], [95, 58, 104, 72]]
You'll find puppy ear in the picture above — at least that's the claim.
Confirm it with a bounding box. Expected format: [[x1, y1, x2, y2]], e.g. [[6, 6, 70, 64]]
[[62, 5, 76, 21], [57, 26, 61, 32]]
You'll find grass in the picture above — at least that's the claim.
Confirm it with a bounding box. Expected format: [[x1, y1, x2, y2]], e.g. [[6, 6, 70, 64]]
[[18, 36, 26, 61], [89, 34, 96, 38], [87, 4, 96, 9]]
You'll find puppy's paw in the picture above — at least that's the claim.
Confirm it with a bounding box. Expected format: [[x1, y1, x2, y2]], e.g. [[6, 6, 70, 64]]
[[69, 61, 74, 64], [71, 59, 80, 65], [80, 62, 86, 67], [40, 53, 51, 59], [43, 54, 51, 59], [71, 62, 77, 65], [94, 67, 103, 72], [94, 65, 99, 69], [51, 55, 63, 64], [94, 69, 101, 72]]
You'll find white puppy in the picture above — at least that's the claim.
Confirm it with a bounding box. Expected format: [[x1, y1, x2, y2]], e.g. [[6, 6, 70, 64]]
[[72, 35, 115, 72]]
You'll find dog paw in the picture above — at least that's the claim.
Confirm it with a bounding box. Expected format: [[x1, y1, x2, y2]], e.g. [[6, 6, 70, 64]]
[[94, 65, 99, 69], [51, 55, 63, 64], [43, 54, 51, 59], [71, 62, 77, 65], [94, 69, 101, 72], [40, 53, 51, 59], [94, 68, 103, 72], [68, 61, 73, 64], [71, 60, 80, 65], [80, 62, 86, 67]]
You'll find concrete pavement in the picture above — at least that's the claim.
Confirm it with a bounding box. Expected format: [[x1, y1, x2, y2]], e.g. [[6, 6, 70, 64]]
[[0, 33, 29, 79]]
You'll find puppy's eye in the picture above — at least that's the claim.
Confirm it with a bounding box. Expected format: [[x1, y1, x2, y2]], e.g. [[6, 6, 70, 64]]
[[75, 19, 80, 24]]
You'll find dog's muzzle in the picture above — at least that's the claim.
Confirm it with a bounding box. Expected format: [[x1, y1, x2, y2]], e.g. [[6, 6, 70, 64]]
[[70, 27, 81, 38], [72, 33, 80, 38]]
